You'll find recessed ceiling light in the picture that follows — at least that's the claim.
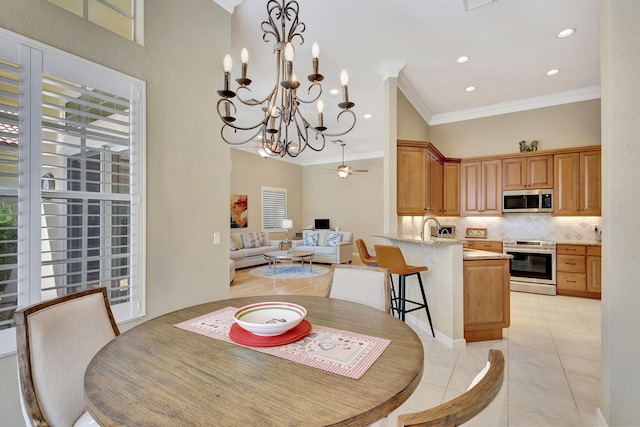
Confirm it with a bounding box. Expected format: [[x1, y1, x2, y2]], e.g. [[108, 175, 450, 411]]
[[364, 114, 372, 119], [457, 56, 470, 64], [465, 86, 476, 92], [546, 69, 560, 76], [557, 28, 575, 38], [330, 89, 339, 95]]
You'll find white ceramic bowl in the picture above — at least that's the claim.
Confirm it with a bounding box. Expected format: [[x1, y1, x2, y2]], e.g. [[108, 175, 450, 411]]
[[233, 302, 307, 336]]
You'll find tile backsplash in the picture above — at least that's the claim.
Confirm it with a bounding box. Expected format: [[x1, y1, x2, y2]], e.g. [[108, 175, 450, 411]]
[[400, 214, 602, 242]]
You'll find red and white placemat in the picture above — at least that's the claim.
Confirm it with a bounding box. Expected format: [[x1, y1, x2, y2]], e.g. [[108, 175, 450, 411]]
[[173, 307, 391, 380]]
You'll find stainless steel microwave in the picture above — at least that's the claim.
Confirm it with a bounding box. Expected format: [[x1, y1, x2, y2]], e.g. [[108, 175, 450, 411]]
[[503, 189, 553, 213]]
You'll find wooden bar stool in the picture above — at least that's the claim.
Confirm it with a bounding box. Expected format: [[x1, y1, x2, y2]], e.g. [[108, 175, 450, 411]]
[[374, 244, 435, 337]]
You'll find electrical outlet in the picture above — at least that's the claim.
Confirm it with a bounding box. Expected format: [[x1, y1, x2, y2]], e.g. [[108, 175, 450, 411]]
[[214, 232, 221, 245]]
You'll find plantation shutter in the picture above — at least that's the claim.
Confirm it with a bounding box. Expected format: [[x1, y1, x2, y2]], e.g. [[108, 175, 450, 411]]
[[0, 53, 20, 329], [39, 70, 136, 307], [262, 187, 287, 231]]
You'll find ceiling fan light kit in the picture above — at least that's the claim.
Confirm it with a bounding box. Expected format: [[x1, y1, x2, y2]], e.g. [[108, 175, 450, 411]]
[[216, 0, 356, 158], [326, 141, 368, 178]]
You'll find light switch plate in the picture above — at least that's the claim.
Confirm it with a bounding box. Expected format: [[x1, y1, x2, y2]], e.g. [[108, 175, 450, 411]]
[[214, 232, 221, 245]]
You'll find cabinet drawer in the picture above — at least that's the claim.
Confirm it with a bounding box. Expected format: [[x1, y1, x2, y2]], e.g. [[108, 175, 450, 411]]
[[557, 254, 586, 273], [557, 272, 586, 291], [587, 245, 601, 256], [557, 245, 586, 255], [472, 241, 503, 253]]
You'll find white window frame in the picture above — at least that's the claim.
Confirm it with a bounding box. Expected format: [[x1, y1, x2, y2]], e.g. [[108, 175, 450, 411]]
[[261, 186, 287, 232], [0, 28, 146, 356], [46, 0, 145, 45]]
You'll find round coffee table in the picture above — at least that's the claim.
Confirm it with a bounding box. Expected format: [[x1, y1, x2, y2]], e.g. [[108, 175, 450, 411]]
[[264, 250, 314, 273]]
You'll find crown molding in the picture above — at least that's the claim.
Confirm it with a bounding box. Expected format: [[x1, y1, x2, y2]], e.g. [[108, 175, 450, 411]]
[[397, 73, 434, 124], [429, 86, 602, 125], [212, 0, 244, 13], [377, 60, 407, 81]]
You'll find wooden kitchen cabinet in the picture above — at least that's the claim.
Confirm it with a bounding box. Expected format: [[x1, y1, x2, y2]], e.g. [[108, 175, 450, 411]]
[[463, 258, 510, 342], [554, 150, 601, 216], [556, 244, 601, 298], [502, 155, 554, 190], [461, 159, 502, 216], [587, 245, 602, 293], [442, 162, 460, 216], [397, 141, 446, 216], [428, 150, 443, 215], [397, 146, 426, 215]]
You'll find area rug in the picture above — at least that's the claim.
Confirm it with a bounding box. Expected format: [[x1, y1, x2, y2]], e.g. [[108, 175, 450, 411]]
[[250, 264, 330, 279]]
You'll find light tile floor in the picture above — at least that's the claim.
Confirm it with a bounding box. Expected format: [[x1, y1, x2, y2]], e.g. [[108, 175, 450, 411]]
[[375, 291, 602, 427]]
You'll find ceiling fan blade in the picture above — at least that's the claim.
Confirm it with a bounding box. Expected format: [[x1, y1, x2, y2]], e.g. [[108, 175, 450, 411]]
[[351, 169, 369, 173]]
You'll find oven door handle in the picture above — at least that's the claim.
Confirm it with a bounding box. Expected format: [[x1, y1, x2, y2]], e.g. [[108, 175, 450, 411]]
[[504, 248, 556, 255]]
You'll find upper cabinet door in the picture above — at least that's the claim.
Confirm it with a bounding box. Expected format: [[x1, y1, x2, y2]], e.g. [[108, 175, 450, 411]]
[[580, 151, 601, 215], [443, 162, 460, 216], [527, 156, 554, 189], [554, 153, 581, 215], [502, 158, 527, 190], [397, 146, 427, 215], [461, 160, 501, 216], [481, 159, 503, 215], [502, 156, 553, 190], [461, 161, 482, 215], [554, 150, 601, 216]]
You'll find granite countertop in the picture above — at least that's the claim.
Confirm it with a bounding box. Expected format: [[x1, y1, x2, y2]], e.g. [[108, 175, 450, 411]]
[[556, 240, 602, 246], [372, 234, 465, 246], [463, 249, 513, 260]]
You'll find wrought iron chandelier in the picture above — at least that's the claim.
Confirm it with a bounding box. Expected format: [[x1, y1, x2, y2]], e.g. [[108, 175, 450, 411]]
[[216, 0, 356, 158]]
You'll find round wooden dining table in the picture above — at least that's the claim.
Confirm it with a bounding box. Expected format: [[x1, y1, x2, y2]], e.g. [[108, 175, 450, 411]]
[[84, 295, 424, 427]]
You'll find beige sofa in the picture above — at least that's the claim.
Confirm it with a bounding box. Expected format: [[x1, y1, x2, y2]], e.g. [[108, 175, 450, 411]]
[[230, 231, 279, 269], [290, 230, 353, 264]]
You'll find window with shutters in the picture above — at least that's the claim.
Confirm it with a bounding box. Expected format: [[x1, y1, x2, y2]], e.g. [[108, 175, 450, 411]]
[[0, 28, 146, 356], [46, 0, 144, 45], [261, 187, 287, 231]]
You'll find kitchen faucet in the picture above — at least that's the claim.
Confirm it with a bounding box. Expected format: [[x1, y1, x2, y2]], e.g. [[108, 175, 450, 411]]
[[420, 216, 442, 241]]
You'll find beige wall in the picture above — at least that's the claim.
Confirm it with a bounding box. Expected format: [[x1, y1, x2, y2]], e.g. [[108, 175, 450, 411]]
[[0, 1, 231, 425], [430, 99, 601, 158], [230, 148, 303, 240], [397, 90, 430, 141], [600, 1, 640, 424], [302, 157, 384, 247]]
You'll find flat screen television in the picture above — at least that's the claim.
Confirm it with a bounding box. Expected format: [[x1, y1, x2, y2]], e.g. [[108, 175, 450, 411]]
[[314, 219, 330, 230]]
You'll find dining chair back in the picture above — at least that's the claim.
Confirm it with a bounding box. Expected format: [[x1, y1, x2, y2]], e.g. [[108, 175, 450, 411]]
[[396, 349, 505, 426], [355, 238, 378, 266], [326, 264, 391, 314], [15, 287, 120, 427]]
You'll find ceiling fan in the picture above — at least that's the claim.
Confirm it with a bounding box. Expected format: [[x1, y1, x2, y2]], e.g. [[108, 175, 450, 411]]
[[324, 140, 368, 178]]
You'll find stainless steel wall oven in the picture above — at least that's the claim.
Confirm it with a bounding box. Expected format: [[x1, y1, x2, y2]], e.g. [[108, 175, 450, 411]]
[[503, 240, 557, 295]]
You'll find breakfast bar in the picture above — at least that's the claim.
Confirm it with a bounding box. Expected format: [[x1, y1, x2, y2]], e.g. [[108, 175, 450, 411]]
[[373, 235, 512, 348]]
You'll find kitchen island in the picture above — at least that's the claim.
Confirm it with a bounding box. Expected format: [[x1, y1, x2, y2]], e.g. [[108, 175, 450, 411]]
[[372, 235, 511, 348]]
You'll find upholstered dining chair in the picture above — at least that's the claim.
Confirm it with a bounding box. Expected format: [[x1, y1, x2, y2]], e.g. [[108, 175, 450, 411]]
[[15, 287, 120, 427], [326, 264, 391, 314], [355, 238, 378, 266], [396, 349, 506, 427]]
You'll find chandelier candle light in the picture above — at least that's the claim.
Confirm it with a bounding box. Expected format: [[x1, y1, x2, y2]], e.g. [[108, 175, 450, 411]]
[[217, 0, 356, 158]]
